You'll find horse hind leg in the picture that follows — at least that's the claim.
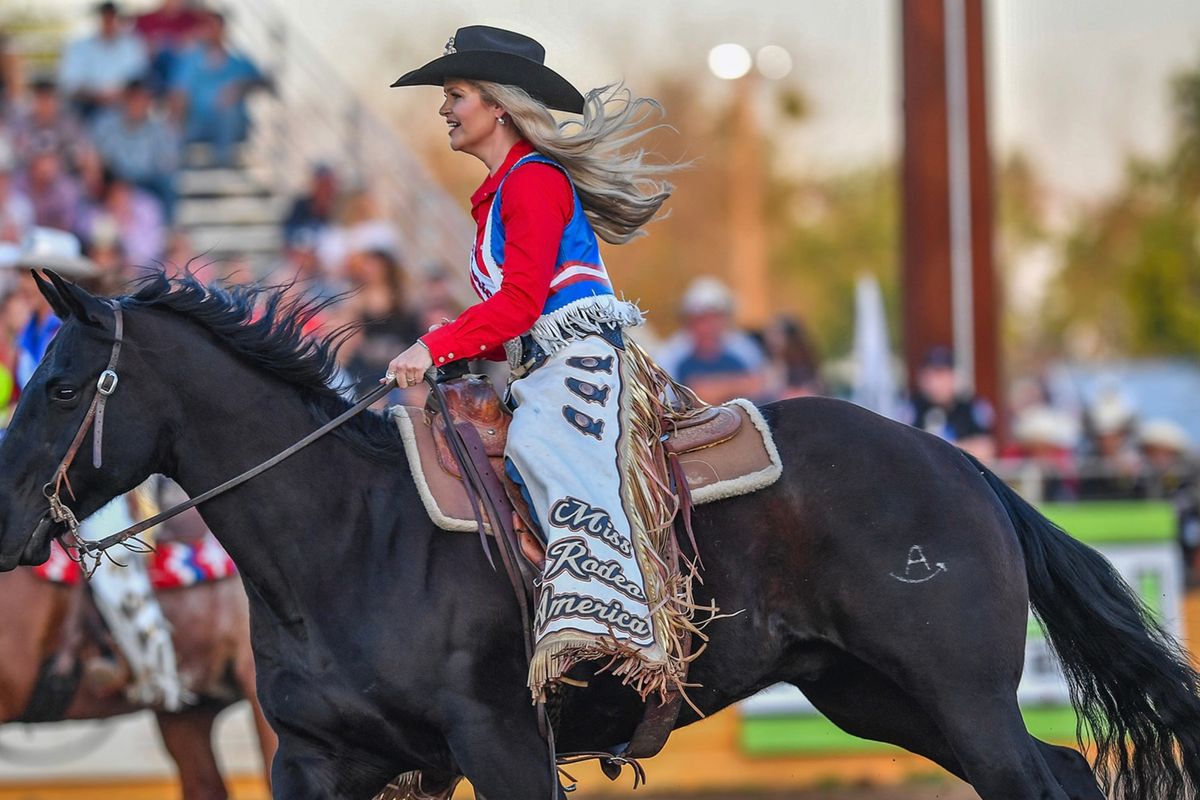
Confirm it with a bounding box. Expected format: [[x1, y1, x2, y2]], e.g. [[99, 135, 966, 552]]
[[154, 705, 228, 800], [930, 696, 1072, 800], [1036, 740, 1105, 800], [785, 647, 970, 783], [788, 648, 1087, 799]]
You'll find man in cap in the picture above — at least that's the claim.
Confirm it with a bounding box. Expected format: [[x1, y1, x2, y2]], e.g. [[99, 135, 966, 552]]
[[906, 345, 996, 461], [0, 141, 33, 262], [8, 76, 94, 172], [1008, 405, 1081, 502], [282, 163, 338, 249], [90, 78, 180, 222], [656, 275, 768, 404], [1078, 388, 1140, 500], [58, 2, 149, 121], [169, 11, 267, 167], [1132, 419, 1200, 585]]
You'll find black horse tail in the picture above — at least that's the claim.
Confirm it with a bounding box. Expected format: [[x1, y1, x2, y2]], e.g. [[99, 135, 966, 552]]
[[967, 453, 1200, 800]]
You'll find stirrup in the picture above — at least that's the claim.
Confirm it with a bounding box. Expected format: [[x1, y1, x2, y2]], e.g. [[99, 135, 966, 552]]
[[555, 750, 647, 789]]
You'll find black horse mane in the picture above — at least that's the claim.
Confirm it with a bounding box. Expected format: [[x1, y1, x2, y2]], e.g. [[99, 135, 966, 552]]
[[123, 271, 404, 462]]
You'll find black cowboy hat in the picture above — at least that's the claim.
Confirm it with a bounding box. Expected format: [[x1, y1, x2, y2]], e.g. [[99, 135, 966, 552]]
[[391, 25, 585, 114]]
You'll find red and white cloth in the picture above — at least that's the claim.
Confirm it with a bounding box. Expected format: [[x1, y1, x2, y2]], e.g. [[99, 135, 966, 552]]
[[35, 531, 236, 589]]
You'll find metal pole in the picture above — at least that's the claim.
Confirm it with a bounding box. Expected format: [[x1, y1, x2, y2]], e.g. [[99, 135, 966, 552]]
[[944, 0, 975, 392]]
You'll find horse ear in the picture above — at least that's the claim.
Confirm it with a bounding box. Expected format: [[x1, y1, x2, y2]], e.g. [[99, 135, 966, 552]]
[[31, 271, 75, 321], [44, 270, 108, 328]]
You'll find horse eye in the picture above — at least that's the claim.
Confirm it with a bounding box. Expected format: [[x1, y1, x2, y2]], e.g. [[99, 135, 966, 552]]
[[52, 386, 78, 403]]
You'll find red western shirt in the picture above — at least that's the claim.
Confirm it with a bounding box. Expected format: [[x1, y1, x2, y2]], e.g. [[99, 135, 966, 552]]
[[420, 140, 573, 365]]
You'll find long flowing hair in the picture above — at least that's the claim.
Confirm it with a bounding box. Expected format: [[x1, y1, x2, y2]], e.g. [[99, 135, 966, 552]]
[[473, 81, 679, 245]]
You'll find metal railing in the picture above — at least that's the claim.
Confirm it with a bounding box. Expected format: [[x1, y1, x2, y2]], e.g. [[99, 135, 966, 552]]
[[226, 1, 472, 273]]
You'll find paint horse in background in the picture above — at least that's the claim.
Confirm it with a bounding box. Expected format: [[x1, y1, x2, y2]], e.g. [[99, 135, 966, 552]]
[[0, 270, 1198, 799], [0, 504, 276, 799]]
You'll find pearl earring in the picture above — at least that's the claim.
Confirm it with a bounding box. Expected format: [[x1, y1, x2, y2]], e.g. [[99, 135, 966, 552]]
[[497, 117, 507, 126]]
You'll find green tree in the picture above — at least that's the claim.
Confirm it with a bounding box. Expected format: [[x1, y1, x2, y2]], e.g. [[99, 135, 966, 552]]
[[768, 166, 899, 355], [1050, 51, 1200, 358]]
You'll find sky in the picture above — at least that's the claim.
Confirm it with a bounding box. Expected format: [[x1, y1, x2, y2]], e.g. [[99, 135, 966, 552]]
[[29, 0, 1200, 200]]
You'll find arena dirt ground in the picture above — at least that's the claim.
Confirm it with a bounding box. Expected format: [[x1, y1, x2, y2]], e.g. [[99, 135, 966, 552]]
[[616, 787, 978, 800]]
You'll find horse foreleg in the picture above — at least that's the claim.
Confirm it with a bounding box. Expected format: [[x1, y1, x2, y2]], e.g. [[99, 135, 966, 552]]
[[154, 706, 227, 800], [233, 649, 277, 789]]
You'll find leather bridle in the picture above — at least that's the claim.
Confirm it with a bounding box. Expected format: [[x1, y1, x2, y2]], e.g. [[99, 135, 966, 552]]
[[39, 301, 395, 568], [42, 302, 124, 550]]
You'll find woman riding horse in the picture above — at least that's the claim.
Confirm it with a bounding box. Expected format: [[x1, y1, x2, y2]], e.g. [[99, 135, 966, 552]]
[[386, 25, 698, 702]]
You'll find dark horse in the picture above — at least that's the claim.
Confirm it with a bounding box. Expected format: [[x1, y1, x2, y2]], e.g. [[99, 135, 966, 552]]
[[1, 271, 1199, 800]]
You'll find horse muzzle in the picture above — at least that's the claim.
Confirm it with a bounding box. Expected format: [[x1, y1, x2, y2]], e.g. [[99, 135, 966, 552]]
[[0, 515, 59, 570]]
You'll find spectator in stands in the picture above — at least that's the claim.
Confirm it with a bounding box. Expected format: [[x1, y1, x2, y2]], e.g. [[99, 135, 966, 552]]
[[169, 11, 267, 168], [1008, 405, 1081, 502], [84, 216, 132, 292], [134, 0, 207, 95], [77, 169, 164, 269], [160, 227, 196, 274], [762, 313, 823, 399], [413, 267, 463, 336], [0, 141, 34, 262], [657, 276, 768, 405], [1134, 419, 1194, 498], [267, 228, 342, 310], [1132, 419, 1200, 586], [16, 149, 81, 232], [58, 2, 149, 121], [1078, 388, 1141, 499], [317, 187, 402, 277], [90, 78, 180, 222], [415, 266, 456, 311], [906, 345, 996, 461], [341, 248, 421, 396], [9, 228, 96, 387], [8, 77, 93, 174], [283, 163, 338, 247]]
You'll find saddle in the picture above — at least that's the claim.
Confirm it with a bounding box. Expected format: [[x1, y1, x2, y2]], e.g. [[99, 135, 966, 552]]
[[393, 375, 782, 540], [392, 374, 782, 781]]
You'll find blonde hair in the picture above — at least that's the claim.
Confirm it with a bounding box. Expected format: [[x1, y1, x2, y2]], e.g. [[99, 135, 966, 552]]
[[472, 81, 678, 245]]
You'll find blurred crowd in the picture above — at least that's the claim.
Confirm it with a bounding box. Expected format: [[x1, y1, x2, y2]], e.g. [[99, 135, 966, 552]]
[[652, 273, 1200, 584], [0, 2, 467, 417], [1, 4, 1196, 585], [0, 0, 275, 411]]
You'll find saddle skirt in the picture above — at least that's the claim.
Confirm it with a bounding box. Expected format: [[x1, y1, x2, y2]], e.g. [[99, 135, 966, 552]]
[[390, 376, 783, 534]]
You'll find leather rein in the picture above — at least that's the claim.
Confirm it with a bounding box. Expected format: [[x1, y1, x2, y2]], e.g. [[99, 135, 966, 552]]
[[43, 300, 398, 568]]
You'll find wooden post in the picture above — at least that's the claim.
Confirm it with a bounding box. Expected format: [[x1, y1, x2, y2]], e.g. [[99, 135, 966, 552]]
[[901, 0, 1003, 436]]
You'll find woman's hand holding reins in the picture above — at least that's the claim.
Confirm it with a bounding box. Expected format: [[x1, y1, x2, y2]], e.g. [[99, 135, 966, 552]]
[[383, 342, 434, 388]]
